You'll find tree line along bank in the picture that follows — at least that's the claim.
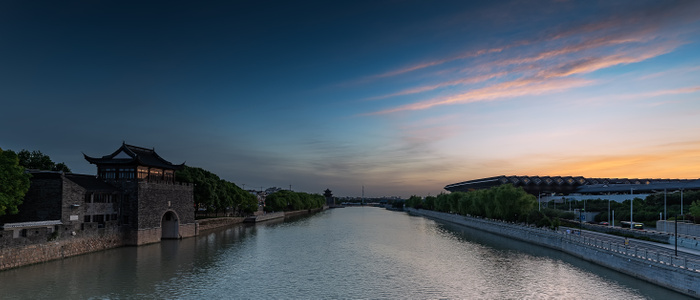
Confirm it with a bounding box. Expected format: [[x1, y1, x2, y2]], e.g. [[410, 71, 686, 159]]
[[0, 147, 325, 220], [405, 184, 700, 228]]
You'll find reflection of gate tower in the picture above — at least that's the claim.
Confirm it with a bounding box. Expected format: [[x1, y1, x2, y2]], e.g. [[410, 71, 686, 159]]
[[84, 142, 195, 245], [323, 189, 334, 206]]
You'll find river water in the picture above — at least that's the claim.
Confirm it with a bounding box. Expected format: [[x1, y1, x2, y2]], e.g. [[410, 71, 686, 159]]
[[0, 207, 690, 299]]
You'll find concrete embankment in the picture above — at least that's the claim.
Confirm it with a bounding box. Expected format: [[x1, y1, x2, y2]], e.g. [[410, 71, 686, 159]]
[[197, 217, 245, 232], [244, 207, 327, 223], [244, 212, 285, 223], [0, 208, 328, 271], [406, 208, 700, 298], [0, 228, 125, 271]]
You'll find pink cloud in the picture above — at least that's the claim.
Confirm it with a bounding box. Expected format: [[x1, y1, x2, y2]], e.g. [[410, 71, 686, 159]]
[[368, 77, 592, 115]]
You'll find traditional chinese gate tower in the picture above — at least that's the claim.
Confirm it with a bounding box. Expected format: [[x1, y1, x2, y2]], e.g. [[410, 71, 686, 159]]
[[84, 142, 195, 245]]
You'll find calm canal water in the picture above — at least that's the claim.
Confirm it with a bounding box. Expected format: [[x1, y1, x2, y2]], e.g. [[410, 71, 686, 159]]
[[0, 207, 691, 299]]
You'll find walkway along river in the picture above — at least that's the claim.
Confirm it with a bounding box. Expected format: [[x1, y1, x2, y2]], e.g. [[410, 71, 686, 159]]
[[407, 207, 700, 298], [0, 207, 692, 299]]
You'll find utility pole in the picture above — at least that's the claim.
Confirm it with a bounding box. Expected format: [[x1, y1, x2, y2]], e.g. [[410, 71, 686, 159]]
[[630, 188, 634, 224], [675, 215, 678, 256], [681, 188, 684, 220], [664, 189, 667, 233]]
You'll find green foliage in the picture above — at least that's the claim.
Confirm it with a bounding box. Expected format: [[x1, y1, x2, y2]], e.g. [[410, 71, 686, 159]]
[[0, 148, 31, 216], [406, 195, 423, 209], [412, 185, 551, 227], [423, 196, 436, 211], [690, 200, 700, 221], [175, 165, 258, 216], [264, 190, 325, 212], [391, 200, 405, 209], [16, 149, 71, 172], [560, 211, 576, 220]]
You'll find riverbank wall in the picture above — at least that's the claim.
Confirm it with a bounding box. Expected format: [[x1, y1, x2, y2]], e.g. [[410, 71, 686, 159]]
[[245, 207, 327, 223], [406, 208, 700, 298], [0, 207, 328, 271], [0, 226, 125, 271], [197, 217, 245, 232]]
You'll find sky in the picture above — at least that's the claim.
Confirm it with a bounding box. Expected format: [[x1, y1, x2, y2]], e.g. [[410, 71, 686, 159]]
[[1, 0, 700, 198]]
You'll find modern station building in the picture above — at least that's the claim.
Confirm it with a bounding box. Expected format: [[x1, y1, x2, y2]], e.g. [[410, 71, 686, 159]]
[[444, 175, 700, 203]]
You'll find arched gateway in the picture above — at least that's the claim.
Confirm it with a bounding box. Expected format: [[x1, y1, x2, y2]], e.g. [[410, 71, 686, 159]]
[[84, 142, 195, 245], [161, 211, 179, 239]]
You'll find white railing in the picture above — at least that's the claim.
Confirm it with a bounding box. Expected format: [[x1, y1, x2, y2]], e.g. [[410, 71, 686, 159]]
[[408, 208, 700, 273]]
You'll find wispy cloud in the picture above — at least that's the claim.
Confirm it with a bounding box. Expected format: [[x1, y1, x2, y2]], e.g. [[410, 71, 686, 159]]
[[628, 86, 700, 99], [368, 47, 507, 79], [365, 1, 698, 81], [367, 77, 592, 115], [365, 72, 508, 101], [638, 65, 700, 80], [355, 1, 700, 115]]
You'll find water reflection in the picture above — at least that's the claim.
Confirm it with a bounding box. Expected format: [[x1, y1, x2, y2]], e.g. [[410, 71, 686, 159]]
[[0, 207, 691, 299]]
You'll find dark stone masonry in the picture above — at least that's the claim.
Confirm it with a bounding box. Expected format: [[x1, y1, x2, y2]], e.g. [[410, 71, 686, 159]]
[[0, 143, 197, 270]]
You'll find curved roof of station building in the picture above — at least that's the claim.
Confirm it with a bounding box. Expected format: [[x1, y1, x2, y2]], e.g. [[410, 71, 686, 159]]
[[444, 175, 700, 195]]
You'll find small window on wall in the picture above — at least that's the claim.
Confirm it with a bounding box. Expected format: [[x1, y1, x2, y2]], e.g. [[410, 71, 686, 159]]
[[94, 215, 104, 223], [150, 168, 163, 181], [138, 167, 148, 180], [103, 168, 116, 179], [119, 168, 135, 179], [164, 170, 174, 181], [84, 215, 91, 223]]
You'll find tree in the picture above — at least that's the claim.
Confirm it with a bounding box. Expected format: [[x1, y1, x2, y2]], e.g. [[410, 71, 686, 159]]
[[690, 200, 700, 223], [16, 149, 71, 172], [0, 148, 31, 215], [406, 195, 423, 209]]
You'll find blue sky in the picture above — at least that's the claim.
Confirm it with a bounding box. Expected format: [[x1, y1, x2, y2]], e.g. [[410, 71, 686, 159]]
[[2, 0, 700, 197]]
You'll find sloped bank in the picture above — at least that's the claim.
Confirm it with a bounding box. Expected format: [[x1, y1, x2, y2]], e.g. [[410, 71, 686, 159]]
[[406, 208, 700, 298], [197, 217, 246, 232], [244, 207, 327, 223]]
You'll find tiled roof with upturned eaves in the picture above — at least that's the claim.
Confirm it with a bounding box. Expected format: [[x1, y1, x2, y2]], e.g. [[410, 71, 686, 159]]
[[83, 142, 184, 170]]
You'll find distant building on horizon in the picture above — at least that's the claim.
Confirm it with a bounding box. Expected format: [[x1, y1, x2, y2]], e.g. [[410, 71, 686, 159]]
[[444, 175, 700, 203]]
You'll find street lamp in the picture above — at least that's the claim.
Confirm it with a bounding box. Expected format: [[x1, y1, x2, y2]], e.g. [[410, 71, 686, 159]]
[[608, 195, 611, 226], [681, 188, 685, 220], [630, 188, 635, 224], [675, 214, 679, 256]]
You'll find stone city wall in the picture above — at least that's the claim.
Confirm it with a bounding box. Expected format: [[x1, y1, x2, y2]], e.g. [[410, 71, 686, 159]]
[[0, 229, 125, 271], [407, 208, 700, 298], [137, 181, 194, 229]]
